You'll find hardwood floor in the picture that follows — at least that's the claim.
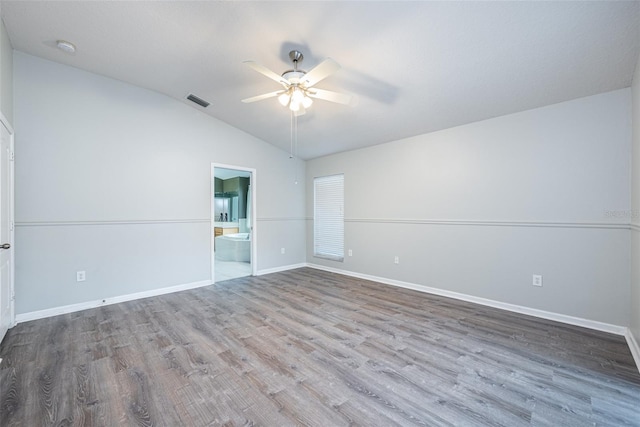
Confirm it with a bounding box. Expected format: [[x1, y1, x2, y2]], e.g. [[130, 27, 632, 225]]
[[1, 268, 639, 426]]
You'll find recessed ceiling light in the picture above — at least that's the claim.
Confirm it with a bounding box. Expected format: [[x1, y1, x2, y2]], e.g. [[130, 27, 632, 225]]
[[56, 40, 76, 54]]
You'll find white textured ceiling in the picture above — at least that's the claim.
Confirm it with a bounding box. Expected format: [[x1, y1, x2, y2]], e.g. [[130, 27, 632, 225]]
[[2, 1, 639, 159]]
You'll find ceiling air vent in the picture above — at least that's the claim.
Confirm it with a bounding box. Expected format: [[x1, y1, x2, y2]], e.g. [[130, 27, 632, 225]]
[[186, 94, 210, 108]]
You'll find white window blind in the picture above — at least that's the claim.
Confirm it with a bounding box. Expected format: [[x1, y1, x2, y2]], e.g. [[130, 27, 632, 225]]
[[314, 174, 344, 262]]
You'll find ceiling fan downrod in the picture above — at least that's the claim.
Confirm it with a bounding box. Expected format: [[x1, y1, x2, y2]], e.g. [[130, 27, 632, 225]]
[[289, 50, 303, 70]]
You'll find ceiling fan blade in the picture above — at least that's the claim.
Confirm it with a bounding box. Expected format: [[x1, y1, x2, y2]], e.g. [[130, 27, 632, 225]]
[[307, 88, 352, 105], [243, 60, 288, 86], [301, 58, 340, 87], [241, 90, 284, 103]]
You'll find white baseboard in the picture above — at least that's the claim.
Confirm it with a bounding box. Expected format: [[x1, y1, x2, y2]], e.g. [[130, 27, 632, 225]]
[[625, 329, 640, 372], [256, 263, 307, 276], [15, 279, 212, 324], [306, 263, 627, 336], [13, 262, 306, 324]]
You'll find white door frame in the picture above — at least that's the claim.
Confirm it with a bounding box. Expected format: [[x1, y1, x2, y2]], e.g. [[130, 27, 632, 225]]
[[0, 112, 15, 342], [211, 163, 257, 283]]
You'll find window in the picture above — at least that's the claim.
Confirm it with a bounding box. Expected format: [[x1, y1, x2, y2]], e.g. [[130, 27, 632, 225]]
[[314, 174, 344, 261]]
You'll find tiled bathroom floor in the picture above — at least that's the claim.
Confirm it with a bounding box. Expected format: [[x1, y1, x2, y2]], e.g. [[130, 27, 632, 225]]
[[214, 258, 252, 282]]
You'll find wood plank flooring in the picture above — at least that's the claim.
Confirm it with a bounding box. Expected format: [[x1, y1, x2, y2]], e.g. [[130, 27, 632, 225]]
[[1, 268, 639, 426]]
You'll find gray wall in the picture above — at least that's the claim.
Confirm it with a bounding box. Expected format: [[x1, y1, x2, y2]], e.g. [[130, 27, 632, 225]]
[[9, 44, 639, 334], [307, 89, 631, 326], [14, 52, 306, 314], [0, 16, 12, 123], [631, 54, 640, 342]]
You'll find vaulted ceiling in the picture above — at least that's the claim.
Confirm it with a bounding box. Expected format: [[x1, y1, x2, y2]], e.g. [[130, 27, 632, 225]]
[[2, 1, 639, 159]]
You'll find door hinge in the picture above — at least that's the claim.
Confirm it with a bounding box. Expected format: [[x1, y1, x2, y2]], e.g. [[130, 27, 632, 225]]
[[9, 151, 14, 161], [10, 221, 14, 231]]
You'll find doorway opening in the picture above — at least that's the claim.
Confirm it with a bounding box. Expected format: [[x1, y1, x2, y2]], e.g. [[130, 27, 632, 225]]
[[211, 164, 256, 283]]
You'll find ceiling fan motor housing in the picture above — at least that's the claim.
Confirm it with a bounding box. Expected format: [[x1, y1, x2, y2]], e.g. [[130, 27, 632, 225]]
[[282, 70, 306, 84]]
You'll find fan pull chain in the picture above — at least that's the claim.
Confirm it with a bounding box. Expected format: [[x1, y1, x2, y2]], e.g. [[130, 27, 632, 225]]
[[290, 110, 294, 159], [290, 110, 299, 184]]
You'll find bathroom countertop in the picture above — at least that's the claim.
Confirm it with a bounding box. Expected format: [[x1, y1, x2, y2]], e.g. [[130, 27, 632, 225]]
[[214, 222, 239, 228]]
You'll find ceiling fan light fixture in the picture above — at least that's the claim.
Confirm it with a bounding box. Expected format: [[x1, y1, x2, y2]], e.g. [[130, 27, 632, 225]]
[[289, 88, 305, 111], [302, 96, 313, 109], [278, 92, 290, 107], [291, 88, 304, 103]]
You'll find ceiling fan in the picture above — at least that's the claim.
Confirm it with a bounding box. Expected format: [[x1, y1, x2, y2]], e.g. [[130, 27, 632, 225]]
[[242, 50, 352, 116]]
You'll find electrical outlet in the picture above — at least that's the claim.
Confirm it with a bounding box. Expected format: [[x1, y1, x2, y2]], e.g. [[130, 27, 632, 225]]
[[394, 256, 399, 264], [348, 249, 353, 257], [77, 271, 86, 282], [532, 274, 543, 287], [281, 248, 285, 255]]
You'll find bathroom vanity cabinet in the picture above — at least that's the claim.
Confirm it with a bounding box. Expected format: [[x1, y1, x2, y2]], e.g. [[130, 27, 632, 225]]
[[214, 226, 239, 238]]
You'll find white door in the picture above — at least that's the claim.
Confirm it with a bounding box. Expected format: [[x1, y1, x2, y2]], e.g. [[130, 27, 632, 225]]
[[0, 118, 14, 343]]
